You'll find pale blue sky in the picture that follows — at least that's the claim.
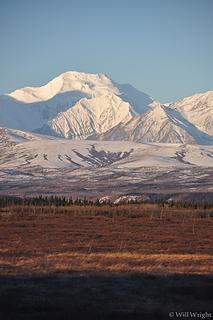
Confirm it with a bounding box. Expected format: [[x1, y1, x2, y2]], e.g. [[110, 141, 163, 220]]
[[0, 0, 212, 102]]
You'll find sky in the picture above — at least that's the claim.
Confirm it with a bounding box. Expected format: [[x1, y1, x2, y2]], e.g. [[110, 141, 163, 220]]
[[0, 0, 212, 102]]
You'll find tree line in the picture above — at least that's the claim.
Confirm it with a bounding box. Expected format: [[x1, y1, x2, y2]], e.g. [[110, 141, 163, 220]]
[[0, 195, 212, 209]]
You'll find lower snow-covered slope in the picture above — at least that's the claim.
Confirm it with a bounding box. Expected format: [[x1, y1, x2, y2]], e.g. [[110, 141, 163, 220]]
[[38, 93, 135, 139], [0, 128, 212, 170], [0, 127, 56, 144]]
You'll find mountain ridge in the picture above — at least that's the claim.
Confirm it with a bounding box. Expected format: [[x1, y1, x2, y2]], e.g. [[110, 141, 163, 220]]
[[98, 102, 213, 144], [0, 70, 212, 145]]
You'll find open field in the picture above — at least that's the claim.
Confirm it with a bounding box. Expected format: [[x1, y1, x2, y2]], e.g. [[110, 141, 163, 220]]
[[0, 205, 213, 319]]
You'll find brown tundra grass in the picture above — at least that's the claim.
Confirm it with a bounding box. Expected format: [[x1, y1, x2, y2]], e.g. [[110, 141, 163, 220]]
[[0, 204, 212, 275], [0, 204, 213, 319]]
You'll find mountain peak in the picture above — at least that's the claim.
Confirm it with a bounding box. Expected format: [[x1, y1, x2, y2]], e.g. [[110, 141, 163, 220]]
[[0, 70, 155, 132], [7, 70, 118, 104]]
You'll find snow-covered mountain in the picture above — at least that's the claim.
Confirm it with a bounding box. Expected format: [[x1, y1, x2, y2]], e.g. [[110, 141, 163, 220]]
[[38, 93, 135, 139], [8, 71, 117, 103], [0, 70, 212, 145], [98, 102, 213, 144], [0, 71, 153, 133], [168, 91, 213, 136]]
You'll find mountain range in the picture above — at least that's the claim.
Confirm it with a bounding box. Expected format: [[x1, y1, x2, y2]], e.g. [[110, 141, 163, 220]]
[[0, 71, 212, 196], [0, 71, 212, 144]]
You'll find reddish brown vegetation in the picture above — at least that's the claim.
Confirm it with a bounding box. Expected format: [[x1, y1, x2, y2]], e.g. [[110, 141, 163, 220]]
[[0, 204, 212, 275], [0, 204, 213, 319]]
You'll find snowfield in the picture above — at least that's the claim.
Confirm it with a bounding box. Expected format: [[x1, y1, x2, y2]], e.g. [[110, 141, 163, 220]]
[[0, 128, 213, 170], [0, 127, 212, 196]]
